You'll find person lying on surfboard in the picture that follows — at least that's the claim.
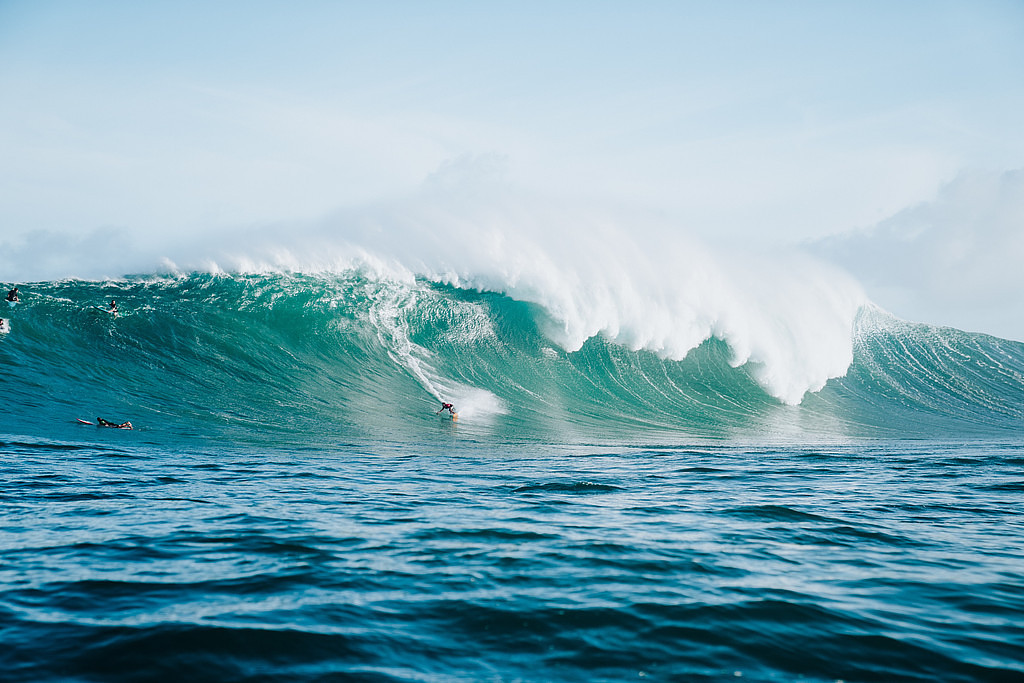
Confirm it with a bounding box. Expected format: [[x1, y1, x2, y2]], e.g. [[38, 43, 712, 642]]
[[436, 402, 457, 416], [97, 417, 133, 430]]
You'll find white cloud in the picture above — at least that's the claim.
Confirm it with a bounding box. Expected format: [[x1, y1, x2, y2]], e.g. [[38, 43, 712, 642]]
[[810, 169, 1024, 341]]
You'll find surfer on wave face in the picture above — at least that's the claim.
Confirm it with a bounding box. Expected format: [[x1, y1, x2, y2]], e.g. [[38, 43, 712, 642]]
[[436, 402, 456, 416]]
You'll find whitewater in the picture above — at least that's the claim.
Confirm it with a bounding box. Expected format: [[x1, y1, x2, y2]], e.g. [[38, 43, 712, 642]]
[[2, 207, 1024, 681]]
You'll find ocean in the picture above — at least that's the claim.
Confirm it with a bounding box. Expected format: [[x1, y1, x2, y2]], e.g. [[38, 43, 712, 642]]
[[1, 270, 1023, 682]]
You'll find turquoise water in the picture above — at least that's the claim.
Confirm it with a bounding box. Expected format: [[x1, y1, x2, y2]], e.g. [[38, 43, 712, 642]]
[[1, 272, 1023, 681], [2, 273, 1022, 443]]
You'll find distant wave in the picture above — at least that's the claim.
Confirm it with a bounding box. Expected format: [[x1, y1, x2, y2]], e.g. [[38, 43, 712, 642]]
[[0, 271, 1021, 444]]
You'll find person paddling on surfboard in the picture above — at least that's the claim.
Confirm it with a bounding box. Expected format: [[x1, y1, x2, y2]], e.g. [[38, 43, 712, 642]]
[[97, 417, 133, 430], [108, 299, 118, 314], [6, 287, 18, 302], [436, 402, 456, 416]]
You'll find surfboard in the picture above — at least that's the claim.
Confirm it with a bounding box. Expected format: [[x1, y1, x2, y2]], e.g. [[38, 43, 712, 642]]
[[76, 418, 95, 425], [5, 300, 16, 308]]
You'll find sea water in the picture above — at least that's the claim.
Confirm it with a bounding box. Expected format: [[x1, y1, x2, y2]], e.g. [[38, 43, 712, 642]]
[[1, 271, 1023, 682]]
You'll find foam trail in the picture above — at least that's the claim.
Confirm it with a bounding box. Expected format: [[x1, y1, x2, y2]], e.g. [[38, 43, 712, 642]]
[[364, 277, 507, 417]]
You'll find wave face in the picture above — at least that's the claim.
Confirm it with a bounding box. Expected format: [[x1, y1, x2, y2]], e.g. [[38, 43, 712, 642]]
[[1, 271, 1021, 444]]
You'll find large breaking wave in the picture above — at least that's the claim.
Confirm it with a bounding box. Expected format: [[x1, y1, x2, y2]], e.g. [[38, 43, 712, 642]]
[[1, 268, 1021, 445]]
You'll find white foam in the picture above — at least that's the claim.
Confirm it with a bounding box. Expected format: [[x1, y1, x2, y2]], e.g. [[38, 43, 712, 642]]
[[285, 190, 868, 405], [21, 187, 869, 404], [363, 278, 508, 417]]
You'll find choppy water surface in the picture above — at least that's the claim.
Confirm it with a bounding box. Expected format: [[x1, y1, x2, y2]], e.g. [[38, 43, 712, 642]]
[[2, 437, 1021, 682]]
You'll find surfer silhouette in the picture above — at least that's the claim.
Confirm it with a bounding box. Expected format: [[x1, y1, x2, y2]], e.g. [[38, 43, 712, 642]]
[[97, 417, 133, 430], [437, 402, 456, 416]]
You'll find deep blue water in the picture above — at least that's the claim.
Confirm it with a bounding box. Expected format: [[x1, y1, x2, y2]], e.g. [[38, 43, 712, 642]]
[[1, 437, 1023, 682]]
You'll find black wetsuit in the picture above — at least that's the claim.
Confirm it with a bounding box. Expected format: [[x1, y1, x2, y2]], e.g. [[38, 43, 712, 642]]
[[97, 418, 132, 429]]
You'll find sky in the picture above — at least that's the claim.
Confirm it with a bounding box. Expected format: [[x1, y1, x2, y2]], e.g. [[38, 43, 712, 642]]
[[1, 1, 1023, 339]]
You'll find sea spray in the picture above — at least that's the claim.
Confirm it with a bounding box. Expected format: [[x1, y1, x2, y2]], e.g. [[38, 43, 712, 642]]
[[158, 193, 870, 404]]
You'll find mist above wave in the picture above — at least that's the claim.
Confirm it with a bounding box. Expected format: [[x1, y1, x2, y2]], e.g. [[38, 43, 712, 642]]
[[151, 189, 868, 405]]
